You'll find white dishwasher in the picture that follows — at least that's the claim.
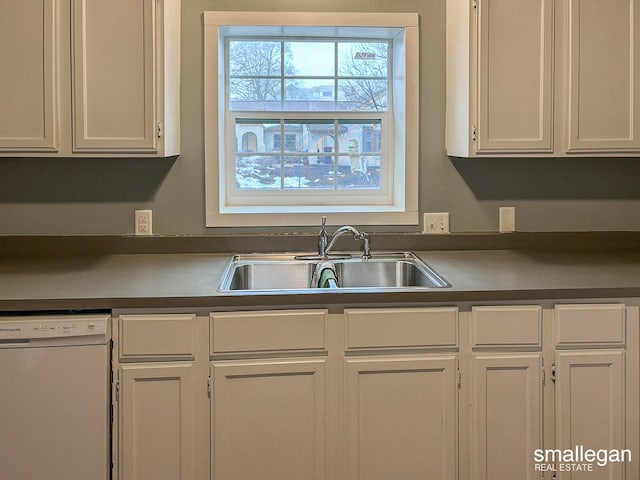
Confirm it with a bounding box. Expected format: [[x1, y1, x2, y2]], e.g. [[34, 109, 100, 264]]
[[0, 314, 111, 480]]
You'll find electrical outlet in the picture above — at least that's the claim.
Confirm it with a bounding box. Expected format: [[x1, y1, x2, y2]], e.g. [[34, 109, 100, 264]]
[[135, 210, 152, 236], [423, 212, 450, 234], [499, 207, 515, 233]]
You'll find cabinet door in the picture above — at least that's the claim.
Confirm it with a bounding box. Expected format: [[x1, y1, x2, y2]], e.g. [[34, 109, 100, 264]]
[[345, 356, 457, 480], [0, 0, 57, 152], [555, 351, 625, 480], [476, 0, 554, 153], [212, 358, 327, 480], [566, 0, 640, 153], [471, 354, 543, 480], [119, 363, 194, 480], [72, 0, 157, 153]]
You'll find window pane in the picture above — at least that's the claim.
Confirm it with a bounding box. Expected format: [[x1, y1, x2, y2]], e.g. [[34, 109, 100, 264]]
[[286, 42, 335, 76], [284, 156, 335, 189], [229, 79, 281, 111], [338, 42, 388, 77], [284, 79, 335, 111], [336, 155, 381, 189], [282, 121, 334, 153], [235, 121, 279, 153], [338, 79, 388, 111], [229, 41, 282, 76], [337, 120, 382, 154], [235, 155, 282, 190]]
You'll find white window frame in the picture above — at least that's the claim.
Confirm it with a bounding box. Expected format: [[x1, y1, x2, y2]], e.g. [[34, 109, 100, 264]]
[[204, 11, 419, 227]]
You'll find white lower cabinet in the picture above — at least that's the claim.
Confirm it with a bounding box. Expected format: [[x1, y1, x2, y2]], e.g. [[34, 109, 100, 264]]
[[119, 363, 195, 480], [469, 306, 544, 480], [343, 307, 460, 480], [112, 303, 639, 480], [470, 353, 543, 480], [553, 304, 635, 480], [113, 313, 209, 480], [468, 303, 638, 480], [555, 351, 626, 479], [211, 358, 327, 480], [345, 356, 457, 480], [209, 309, 330, 480]]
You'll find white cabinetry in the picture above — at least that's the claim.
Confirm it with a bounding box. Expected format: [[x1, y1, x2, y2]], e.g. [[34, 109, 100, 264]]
[[447, 0, 640, 157], [469, 306, 544, 480], [467, 303, 639, 480], [113, 313, 208, 480], [553, 304, 634, 480], [210, 310, 329, 480], [343, 307, 459, 480], [0, 1, 58, 152], [119, 363, 194, 480], [565, 0, 640, 153], [0, 0, 180, 157], [110, 301, 639, 480]]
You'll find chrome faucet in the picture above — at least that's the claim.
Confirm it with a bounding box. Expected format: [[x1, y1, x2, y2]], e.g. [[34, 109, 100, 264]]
[[319, 217, 371, 259]]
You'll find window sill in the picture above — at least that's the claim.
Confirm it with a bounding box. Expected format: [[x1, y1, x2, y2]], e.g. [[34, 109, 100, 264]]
[[206, 207, 418, 227]]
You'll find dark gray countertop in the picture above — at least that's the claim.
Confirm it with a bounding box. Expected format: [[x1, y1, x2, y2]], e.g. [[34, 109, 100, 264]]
[[1, 249, 640, 311]]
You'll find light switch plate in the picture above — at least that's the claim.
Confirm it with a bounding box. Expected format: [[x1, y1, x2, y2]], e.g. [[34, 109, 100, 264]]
[[423, 212, 450, 234], [499, 207, 515, 233]]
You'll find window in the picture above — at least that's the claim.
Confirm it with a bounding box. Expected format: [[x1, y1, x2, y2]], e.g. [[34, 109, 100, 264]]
[[204, 12, 419, 227]]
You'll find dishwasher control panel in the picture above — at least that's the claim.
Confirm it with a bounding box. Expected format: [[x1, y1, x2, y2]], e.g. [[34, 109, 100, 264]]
[[0, 315, 109, 341]]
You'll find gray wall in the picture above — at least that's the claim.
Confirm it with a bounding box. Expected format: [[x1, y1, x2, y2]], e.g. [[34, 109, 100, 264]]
[[1, 0, 639, 235]]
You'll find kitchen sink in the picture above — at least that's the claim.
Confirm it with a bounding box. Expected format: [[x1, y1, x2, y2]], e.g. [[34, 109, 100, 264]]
[[218, 252, 450, 293]]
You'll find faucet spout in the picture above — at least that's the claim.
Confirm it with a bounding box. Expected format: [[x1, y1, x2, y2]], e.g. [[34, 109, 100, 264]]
[[325, 225, 371, 259]]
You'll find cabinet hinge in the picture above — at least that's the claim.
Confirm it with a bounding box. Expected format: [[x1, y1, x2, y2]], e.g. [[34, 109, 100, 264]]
[[115, 380, 120, 401], [472, 0, 477, 9], [551, 363, 556, 383], [157, 122, 163, 138], [207, 376, 212, 396], [472, 125, 477, 141], [541, 365, 546, 384], [457, 368, 462, 387]]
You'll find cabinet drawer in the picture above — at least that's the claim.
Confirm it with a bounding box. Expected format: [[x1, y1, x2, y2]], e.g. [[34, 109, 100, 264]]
[[119, 314, 196, 359], [344, 307, 458, 351], [555, 304, 626, 347], [210, 310, 328, 355], [471, 306, 542, 348]]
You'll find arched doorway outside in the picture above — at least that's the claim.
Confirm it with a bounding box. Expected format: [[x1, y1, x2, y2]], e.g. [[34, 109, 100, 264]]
[[242, 132, 258, 152], [314, 135, 334, 164]]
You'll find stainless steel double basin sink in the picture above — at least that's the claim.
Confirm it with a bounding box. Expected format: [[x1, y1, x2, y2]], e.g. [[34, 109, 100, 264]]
[[218, 252, 450, 294]]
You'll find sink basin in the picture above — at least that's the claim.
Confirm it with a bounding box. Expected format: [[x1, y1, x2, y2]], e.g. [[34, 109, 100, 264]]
[[218, 252, 450, 293]]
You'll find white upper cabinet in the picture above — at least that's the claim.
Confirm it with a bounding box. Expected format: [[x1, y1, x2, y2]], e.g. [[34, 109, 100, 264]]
[[0, 1, 58, 152], [476, 0, 554, 154], [566, 0, 640, 153], [447, 0, 640, 157], [0, 0, 180, 157]]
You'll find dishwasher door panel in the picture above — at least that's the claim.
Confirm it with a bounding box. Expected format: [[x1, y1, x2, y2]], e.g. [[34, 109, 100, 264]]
[[0, 343, 110, 480]]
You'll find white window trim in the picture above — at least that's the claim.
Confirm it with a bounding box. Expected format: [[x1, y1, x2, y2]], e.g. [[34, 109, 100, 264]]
[[204, 11, 419, 227]]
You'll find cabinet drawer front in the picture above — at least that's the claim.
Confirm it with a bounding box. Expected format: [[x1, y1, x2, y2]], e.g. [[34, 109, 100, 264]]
[[119, 314, 196, 359], [211, 310, 328, 355], [344, 307, 458, 351], [555, 304, 626, 347], [472, 306, 542, 348]]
